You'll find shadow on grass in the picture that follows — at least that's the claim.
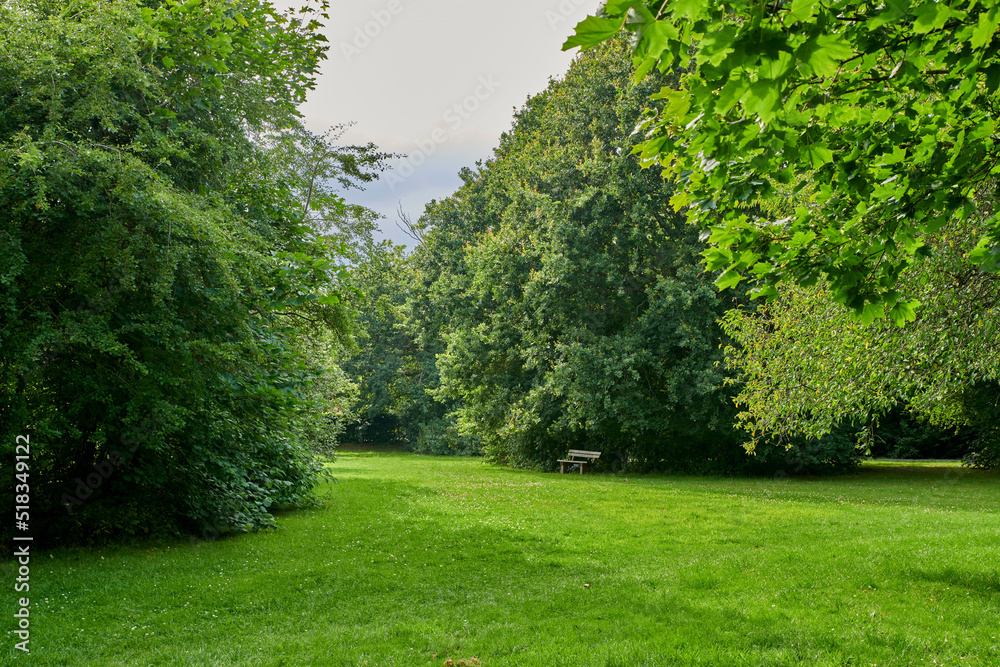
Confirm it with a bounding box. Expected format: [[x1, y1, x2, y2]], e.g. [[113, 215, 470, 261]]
[[852, 463, 974, 481], [909, 566, 1000, 599]]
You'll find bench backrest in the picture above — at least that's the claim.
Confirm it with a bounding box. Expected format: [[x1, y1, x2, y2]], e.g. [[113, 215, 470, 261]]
[[567, 449, 601, 460]]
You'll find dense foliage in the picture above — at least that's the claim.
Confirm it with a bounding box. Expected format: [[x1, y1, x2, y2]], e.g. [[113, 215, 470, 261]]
[[340, 242, 414, 446], [721, 216, 999, 466], [10, 0, 983, 554], [342, 189, 489, 456], [565, 0, 1000, 320], [433, 45, 744, 471], [559, 0, 999, 468], [339, 42, 860, 473], [0, 0, 381, 544]]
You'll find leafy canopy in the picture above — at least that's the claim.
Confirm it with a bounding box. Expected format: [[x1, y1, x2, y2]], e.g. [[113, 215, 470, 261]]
[[720, 215, 1000, 453], [429, 43, 750, 471], [565, 0, 1000, 322], [0, 0, 368, 544]]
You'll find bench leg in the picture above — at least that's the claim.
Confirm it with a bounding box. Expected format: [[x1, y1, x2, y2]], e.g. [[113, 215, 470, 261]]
[[579, 462, 587, 475], [560, 461, 568, 474]]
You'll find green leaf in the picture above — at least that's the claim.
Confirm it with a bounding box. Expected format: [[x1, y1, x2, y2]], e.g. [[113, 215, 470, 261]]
[[675, 0, 711, 20], [704, 247, 733, 270], [660, 89, 691, 123], [888, 299, 919, 326], [708, 226, 738, 246], [971, 6, 999, 50], [697, 23, 737, 66], [797, 33, 854, 77], [788, 230, 817, 247], [859, 302, 884, 326], [716, 268, 743, 290], [563, 16, 626, 50], [162, 55, 174, 69], [913, 1, 951, 34], [760, 51, 794, 79], [816, 32, 854, 61], [968, 238, 1000, 271], [604, 0, 637, 15], [749, 284, 778, 300], [788, 0, 818, 23], [805, 143, 834, 168], [742, 80, 780, 123], [636, 20, 678, 63], [716, 76, 749, 114], [885, 0, 910, 20], [634, 56, 658, 79], [670, 191, 690, 211], [878, 145, 907, 166]]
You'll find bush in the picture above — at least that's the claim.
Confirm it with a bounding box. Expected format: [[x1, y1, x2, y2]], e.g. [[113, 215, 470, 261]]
[[747, 429, 863, 476], [0, 0, 340, 547], [958, 382, 1000, 470], [411, 417, 483, 457], [865, 408, 977, 460]]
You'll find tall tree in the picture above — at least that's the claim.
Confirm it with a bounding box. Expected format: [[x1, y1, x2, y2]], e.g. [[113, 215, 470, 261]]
[[721, 214, 1000, 465], [564, 0, 1000, 319], [0, 0, 366, 544], [431, 42, 750, 471]]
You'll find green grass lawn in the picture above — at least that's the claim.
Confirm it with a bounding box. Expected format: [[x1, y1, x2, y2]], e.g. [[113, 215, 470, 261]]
[[5, 454, 999, 666]]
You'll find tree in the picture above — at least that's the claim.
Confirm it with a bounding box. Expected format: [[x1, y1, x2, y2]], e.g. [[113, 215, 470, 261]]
[[720, 214, 1000, 465], [564, 0, 1000, 319], [391, 190, 491, 455], [261, 126, 394, 455], [263, 124, 395, 253], [339, 241, 416, 445], [0, 0, 361, 544], [431, 42, 751, 471]]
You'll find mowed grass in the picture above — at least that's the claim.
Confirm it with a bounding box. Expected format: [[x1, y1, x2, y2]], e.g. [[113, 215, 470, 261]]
[[4, 455, 999, 666]]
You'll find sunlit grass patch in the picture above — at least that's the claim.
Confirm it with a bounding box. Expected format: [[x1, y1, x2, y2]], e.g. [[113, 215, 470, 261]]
[[4, 455, 998, 666]]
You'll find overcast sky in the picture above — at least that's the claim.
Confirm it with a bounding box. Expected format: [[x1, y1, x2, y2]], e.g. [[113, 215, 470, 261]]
[[272, 0, 598, 247]]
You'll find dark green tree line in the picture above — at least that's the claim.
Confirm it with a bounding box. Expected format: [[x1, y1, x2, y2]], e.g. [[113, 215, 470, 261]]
[[433, 43, 744, 471]]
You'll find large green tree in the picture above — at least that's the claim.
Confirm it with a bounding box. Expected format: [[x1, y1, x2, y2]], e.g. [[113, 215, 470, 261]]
[[0, 0, 364, 544], [431, 43, 751, 471], [721, 215, 1000, 464], [339, 241, 416, 445], [564, 0, 1000, 319]]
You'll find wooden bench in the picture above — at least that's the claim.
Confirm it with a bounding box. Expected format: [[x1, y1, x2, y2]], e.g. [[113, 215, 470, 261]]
[[558, 449, 601, 474]]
